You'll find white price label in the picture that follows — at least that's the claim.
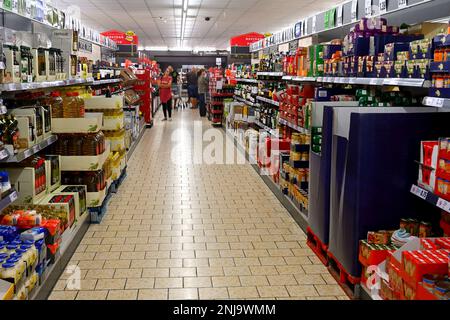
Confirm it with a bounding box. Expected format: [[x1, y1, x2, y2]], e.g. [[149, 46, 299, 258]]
[[0, 149, 8, 159], [411, 185, 428, 200], [433, 98, 444, 108], [398, 0, 407, 9], [33, 145, 40, 153], [351, 0, 358, 22], [379, 0, 387, 14], [437, 198, 450, 213], [365, 0, 373, 17], [24, 150, 31, 158], [370, 78, 379, 85], [337, 5, 343, 26], [9, 192, 18, 203]]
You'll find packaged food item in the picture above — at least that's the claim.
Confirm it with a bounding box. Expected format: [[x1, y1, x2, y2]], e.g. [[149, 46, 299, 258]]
[[434, 280, 450, 300]]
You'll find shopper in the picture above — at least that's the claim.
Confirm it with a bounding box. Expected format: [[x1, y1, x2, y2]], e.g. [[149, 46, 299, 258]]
[[187, 67, 198, 108], [197, 69, 209, 117], [159, 68, 173, 121]]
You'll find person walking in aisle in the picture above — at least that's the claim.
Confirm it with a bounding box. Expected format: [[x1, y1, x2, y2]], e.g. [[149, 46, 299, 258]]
[[159, 68, 173, 121], [187, 67, 199, 109], [197, 69, 209, 117]]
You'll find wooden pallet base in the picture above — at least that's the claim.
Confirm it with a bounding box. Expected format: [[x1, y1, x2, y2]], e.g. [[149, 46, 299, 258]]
[[327, 251, 361, 299]]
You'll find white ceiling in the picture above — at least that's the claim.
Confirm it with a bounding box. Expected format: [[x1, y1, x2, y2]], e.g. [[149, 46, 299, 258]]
[[53, 0, 342, 49]]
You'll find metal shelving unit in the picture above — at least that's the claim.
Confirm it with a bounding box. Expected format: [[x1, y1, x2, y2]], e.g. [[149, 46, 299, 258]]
[[0, 135, 58, 163], [278, 118, 310, 134], [0, 189, 18, 212], [422, 96, 450, 108], [234, 96, 260, 108], [410, 184, 450, 213], [0, 78, 122, 92], [236, 78, 259, 84], [256, 96, 280, 107]]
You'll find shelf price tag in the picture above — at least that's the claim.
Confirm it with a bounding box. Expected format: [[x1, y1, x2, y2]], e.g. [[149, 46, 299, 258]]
[[365, 0, 373, 17], [0, 149, 8, 160], [437, 198, 450, 213], [33, 145, 40, 153], [9, 192, 18, 203], [411, 185, 428, 200], [398, 0, 408, 9], [337, 5, 343, 26], [379, 0, 387, 14], [351, 0, 358, 22]]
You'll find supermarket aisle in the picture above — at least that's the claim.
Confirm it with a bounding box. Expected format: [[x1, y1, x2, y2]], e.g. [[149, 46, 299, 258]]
[[48, 109, 347, 300]]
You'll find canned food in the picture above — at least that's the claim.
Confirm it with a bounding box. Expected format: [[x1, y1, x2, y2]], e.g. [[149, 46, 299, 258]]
[[400, 218, 409, 230]]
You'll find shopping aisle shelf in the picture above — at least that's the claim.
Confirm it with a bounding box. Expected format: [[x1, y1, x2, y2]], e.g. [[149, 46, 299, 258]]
[[278, 118, 310, 134], [256, 96, 280, 107], [422, 96, 450, 108], [0, 135, 58, 163], [0, 189, 18, 212], [410, 184, 450, 213]]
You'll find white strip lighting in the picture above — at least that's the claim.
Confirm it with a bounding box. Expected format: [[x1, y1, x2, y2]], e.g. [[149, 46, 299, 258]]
[[169, 47, 192, 51], [144, 46, 169, 51], [180, 0, 188, 42], [194, 47, 216, 52]]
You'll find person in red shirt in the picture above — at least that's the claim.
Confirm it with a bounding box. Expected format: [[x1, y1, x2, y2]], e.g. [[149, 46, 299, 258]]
[[159, 68, 173, 121]]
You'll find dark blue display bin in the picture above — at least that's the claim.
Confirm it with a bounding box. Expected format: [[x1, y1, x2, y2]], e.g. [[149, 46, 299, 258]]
[[327, 107, 450, 278]]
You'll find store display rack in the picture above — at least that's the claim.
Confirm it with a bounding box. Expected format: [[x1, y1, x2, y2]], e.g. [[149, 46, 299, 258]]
[[283, 76, 317, 82], [278, 118, 310, 134], [29, 212, 91, 300], [256, 96, 280, 107], [254, 120, 279, 137], [422, 96, 450, 108], [0, 189, 18, 212], [0, 135, 58, 163], [234, 96, 260, 108], [410, 184, 450, 214], [0, 78, 122, 92], [127, 119, 147, 161], [257, 72, 284, 77], [236, 78, 259, 84], [316, 77, 430, 88]]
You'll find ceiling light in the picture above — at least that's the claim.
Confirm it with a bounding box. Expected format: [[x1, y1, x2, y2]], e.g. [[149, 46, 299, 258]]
[[144, 46, 168, 51], [169, 46, 192, 51], [183, 0, 188, 12], [194, 47, 216, 52]]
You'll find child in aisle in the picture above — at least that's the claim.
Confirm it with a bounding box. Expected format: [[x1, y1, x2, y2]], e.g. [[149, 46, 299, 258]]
[[159, 68, 173, 121]]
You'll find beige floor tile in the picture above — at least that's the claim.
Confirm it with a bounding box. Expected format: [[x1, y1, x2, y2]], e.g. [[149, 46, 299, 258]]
[[85, 269, 115, 279], [257, 286, 290, 298], [48, 291, 78, 300], [138, 289, 169, 300], [183, 277, 212, 288], [76, 290, 108, 300], [199, 288, 229, 299], [126, 278, 155, 289], [77, 260, 106, 270], [154, 277, 183, 288], [223, 266, 251, 276], [249, 265, 279, 276], [96, 278, 126, 290], [228, 286, 259, 299], [314, 284, 346, 296], [142, 268, 170, 278], [239, 275, 269, 286], [295, 274, 327, 285], [114, 268, 143, 279], [267, 274, 298, 286], [259, 257, 286, 266], [212, 276, 241, 288], [307, 296, 338, 300], [197, 267, 224, 277], [276, 265, 304, 275], [209, 257, 235, 267], [243, 249, 269, 257], [170, 267, 197, 277], [183, 258, 209, 268], [107, 290, 138, 300], [169, 288, 199, 300], [302, 264, 329, 274], [286, 285, 319, 297], [130, 259, 157, 269]]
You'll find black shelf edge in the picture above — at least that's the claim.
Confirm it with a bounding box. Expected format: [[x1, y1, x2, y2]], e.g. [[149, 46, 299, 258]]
[[0, 189, 18, 212], [410, 184, 450, 213]]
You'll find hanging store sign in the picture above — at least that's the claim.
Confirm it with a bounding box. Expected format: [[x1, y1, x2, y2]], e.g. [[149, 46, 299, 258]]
[[101, 29, 139, 45], [230, 32, 264, 46], [365, 0, 373, 17], [294, 22, 302, 38]]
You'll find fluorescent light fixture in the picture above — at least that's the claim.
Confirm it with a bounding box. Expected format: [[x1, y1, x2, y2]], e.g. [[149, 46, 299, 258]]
[[144, 46, 168, 51], [194, 47, 216, 52], [169, 47, 192, 51], [183, 0, 188, 12]]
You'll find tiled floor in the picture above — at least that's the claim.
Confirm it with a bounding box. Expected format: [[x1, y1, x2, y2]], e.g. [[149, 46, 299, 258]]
[[49, 108, 348, 300]]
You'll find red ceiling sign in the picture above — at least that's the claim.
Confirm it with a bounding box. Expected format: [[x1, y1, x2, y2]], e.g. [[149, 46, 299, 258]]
[[101, 30, 139, 45], [230, 32, 265, 47]]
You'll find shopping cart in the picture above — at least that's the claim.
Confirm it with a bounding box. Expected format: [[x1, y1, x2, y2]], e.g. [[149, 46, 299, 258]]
[[173, 83, 187, 110]]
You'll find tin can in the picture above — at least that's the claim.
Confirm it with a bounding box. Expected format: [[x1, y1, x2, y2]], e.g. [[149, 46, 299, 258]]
[[409, 219, 420, 236], [400, 218, 409, 230]]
